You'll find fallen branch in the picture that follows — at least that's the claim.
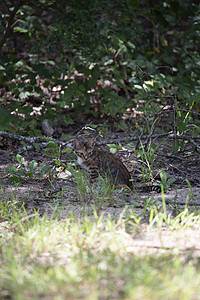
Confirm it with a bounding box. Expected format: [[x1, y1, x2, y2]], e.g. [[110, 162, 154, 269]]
[[100, 132, 200, 145], [1, 130, 200, 151], [0, 131, 73, 152], [189, 137, 200, 151]]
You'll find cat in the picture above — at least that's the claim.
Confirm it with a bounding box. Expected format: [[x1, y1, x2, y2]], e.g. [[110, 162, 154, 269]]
[[73, 136, 133, 190]]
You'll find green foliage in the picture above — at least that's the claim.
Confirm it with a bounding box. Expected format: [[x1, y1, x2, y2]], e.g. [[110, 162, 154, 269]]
[[44, 142, 60, 158], [67, 165, 116, 206], [5, 154, 55, 183], [134, 137, 163, 183], [68, 166, 90, 202], [0, 0, 200, 135], [107, 143, 122, 154], [160, 169, 176, 192]]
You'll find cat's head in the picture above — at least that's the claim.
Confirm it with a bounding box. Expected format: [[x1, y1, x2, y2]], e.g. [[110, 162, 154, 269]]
[[73, 136, 95, 160]]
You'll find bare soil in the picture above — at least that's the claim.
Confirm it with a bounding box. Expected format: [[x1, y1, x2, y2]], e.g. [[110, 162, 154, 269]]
[[1, 129, 200, 219]]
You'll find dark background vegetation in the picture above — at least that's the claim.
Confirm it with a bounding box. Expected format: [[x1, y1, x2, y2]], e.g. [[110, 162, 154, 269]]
[[0, 0, 200, 144]]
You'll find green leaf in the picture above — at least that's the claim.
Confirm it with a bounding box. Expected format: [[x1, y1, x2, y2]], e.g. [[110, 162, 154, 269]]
[[19, 91, 33, 100], [78, 84, 86, 91], [29, 160, 38, 173], [160, 170, 167, 183], [14, 26, 29, 33], [8, 175, 24, 184], [167, 178, 176, 185], [110, 147, 117, 154], [16, 154, 27, 165], [34, 143, 41, 150], [63, 117, 74, 125]]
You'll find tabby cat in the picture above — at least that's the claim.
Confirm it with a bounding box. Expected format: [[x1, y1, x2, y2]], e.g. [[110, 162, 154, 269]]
[[73, 136, 133, 189]]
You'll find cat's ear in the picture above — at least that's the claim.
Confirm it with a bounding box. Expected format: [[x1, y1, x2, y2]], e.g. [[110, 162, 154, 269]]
[[73, 139, 81, 149], [88, 137, 95, 148]]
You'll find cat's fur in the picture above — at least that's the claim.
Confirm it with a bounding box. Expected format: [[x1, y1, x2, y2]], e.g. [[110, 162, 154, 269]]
[[73, 136, 133, 189]]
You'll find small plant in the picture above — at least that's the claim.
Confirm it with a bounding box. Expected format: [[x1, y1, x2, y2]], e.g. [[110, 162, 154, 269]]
[[160, 169, 176, 192], [68, 164, 119, 208], [134, 140, 158, 183], [6, 154, 56, 184], [0, 190, 35, 227], [149, 204, 200, 230], [142, 196, 158, 213], [67, 165, 90, 202], [92, 175, 116, 209], [44, 142, 60, 158], [107, 143, 123, 154], [184, 179, 196, 203], [48, 200, 66, 219], [127, 209, 142, 227]]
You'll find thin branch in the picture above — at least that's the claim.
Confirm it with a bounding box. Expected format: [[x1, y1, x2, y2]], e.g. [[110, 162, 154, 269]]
[[189, 138, 200, 151], [172, 95, 178, 148], [75, 123, 96, 137], [100, 132, 200, 145]]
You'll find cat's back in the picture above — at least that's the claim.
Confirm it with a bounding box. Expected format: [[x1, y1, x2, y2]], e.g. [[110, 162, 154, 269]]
[[91, 145, 133, 189]]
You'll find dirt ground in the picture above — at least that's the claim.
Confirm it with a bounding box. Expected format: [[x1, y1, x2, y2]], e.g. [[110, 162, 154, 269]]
[[1, 128, 200, 219]]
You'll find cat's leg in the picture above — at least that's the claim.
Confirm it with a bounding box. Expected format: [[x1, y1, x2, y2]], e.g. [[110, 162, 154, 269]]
[[88, 166, 99, 185], [82, 161, 99, 186]]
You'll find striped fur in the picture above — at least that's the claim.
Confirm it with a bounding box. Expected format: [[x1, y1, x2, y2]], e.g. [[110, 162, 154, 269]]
[[73, 136, 133, 189]]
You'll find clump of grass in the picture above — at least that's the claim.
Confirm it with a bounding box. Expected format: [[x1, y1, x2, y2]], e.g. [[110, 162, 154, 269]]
[[68, 166, 124, 209]]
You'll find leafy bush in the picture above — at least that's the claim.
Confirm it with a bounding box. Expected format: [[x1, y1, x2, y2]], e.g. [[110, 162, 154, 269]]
[[0, 0, 200, 134]]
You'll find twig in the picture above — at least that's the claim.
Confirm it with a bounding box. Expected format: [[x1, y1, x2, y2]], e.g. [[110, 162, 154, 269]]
[[75, 122, 96, 137], [172, 95, 178, 149], [189, 138, 200, 151]]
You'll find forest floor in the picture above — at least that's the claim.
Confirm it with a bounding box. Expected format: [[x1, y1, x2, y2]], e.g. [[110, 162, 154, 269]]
[[1, 154, 200, 255], [1, 118, 200, 298], [1, 116, 200, 248]]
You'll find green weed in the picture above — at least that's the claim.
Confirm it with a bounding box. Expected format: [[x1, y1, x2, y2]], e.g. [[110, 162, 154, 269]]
[[134, 135, 166, 185], [160, 169, 176, 192], [5, 154, 56, 184]]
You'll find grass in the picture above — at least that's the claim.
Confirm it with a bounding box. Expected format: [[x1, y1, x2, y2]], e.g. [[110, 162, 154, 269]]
[[0, 193, 200, 300]]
